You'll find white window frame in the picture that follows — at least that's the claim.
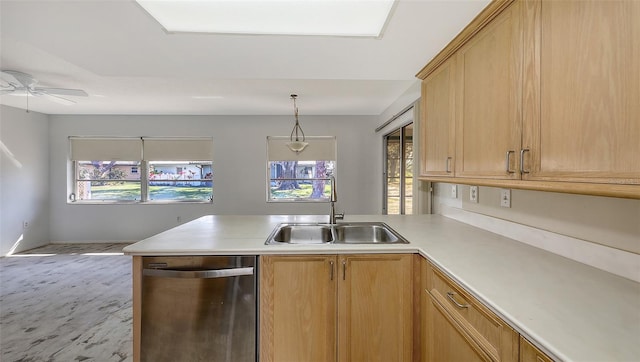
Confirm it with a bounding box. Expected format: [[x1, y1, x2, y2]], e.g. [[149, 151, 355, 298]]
[[266, 136, 337, 203], [73, 160, 143, 203], [68, 136, 213, 204]]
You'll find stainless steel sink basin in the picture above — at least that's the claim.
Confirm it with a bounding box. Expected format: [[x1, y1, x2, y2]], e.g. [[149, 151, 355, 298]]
[[265, 222, 408, 245], [266, 224, 334, 245], [333, 223, 408, 244]]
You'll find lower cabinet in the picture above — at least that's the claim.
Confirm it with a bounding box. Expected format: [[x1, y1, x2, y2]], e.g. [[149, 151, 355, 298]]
[[421, 257, 519, 362], [520, 336, 553, 362], [259, 254, 413, 362], [260, 254, 554, 362], [259, 255, 336, 362]]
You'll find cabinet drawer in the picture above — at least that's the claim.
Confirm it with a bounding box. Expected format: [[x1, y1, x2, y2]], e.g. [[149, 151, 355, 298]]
[[426, 263, 518, 362]]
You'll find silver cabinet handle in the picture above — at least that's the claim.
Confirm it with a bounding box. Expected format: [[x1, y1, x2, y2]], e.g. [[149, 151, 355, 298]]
[[446, 157, 452, 173], [342, 260, 347, 280], [330, 260, 334, 281], [505, 150, 515, 173], [446, 291, 470, 309], [520, 148, 530, 174], [143, 267, 254, 279]]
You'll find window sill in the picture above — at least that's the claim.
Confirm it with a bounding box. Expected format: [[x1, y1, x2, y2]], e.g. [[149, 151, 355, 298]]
[[266, 199, 330, 203], [68, 200, 213, 205]]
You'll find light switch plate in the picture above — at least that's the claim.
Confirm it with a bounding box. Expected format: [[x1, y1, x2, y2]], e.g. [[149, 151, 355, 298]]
[[500, 189, 511, 208], [451, 185, 457, 198], [470, 186, 478, 203]]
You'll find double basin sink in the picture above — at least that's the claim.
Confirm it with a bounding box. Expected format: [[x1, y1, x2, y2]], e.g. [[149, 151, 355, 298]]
[[265, 222, 409, 245]]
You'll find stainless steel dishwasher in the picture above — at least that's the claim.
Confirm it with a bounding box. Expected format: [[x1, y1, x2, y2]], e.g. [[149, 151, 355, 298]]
[[141, 256, 256, 362]]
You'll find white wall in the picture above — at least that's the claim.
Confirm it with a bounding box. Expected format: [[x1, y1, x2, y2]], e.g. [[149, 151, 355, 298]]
[[1, 106, 50, 255], [431, 182, 640, 255], [48, 114, 382, 242]]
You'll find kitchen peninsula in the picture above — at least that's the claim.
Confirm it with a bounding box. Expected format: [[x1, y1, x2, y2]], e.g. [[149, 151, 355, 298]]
[[123, 214, 640, 362]]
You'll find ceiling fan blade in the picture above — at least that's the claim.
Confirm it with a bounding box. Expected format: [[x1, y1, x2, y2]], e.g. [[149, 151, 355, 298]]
[[35, 87, 88, 97], [1, 70, 23, 87], [33, 90, 76, 105], [1, 70, 36, 88], [0, 77, 14, 88], [1, 82, 18, 92]]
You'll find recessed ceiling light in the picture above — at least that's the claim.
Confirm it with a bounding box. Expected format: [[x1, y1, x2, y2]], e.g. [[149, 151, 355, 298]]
[[136, 0, 395, 37]]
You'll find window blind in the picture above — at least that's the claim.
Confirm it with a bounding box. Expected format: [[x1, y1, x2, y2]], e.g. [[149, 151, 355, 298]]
[[267, 136, 336, 161], [69, 137, 142, 161], [142, 138, 213, 161]]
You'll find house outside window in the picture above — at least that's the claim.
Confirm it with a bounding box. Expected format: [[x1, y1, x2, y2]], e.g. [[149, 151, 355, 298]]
[[148, 161, 212, 201], [266, 136, 336, 202]]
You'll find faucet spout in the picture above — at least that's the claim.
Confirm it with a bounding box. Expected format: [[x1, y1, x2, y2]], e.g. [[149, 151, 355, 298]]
[[330, 175, 338, 202], [329, 176, 344, 224]]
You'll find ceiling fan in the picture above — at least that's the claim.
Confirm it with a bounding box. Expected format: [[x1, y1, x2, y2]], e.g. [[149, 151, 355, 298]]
[[0, 70, 88, 107]]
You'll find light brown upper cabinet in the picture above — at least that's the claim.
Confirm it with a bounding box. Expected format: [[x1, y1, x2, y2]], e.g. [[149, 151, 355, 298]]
[[259, 254, 413, 362], [454, 1, 523, 180], [521, 0, 640, 184], [420, 56, 456, 177], [416, 0, 640, 198]]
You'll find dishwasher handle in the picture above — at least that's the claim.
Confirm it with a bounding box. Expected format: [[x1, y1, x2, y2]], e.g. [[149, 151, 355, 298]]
[[143, 266, 254, 279]]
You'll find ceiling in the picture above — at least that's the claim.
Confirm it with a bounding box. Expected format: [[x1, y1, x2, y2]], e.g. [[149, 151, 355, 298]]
[[0, 0, 489, 116]]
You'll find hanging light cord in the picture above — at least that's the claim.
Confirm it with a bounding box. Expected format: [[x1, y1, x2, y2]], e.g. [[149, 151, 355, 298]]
[[290, 94, 305, 142]]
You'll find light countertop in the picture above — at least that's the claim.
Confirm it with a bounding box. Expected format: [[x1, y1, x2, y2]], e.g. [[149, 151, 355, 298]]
[[123, 214, 640, 362]]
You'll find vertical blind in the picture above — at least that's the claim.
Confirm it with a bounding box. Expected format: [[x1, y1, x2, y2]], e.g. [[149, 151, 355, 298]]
[[69, 137, 213, 161]]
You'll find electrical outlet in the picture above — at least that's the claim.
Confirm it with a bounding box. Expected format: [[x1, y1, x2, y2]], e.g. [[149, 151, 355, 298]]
[[500, 189, 511, 208], [23, 221, 29, 229], [470, 186, 478, 203], [176, 216, 182, 223], [451, 185, 457, 198]]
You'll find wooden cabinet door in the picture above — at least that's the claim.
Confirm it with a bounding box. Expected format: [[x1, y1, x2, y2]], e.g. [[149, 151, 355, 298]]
[[337, 254, 413, 362], [259, 255, 337, 362], [520, 336, 554, 362], [420, 256, 429, 362], [424, 289, 492, 362], [455, 1, 523, 179], [522, 0, 640, 184], [420, 57, 456, 177]]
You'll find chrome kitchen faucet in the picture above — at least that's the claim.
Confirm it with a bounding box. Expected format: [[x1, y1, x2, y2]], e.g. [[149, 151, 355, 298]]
[[329, 175, 344, 224]]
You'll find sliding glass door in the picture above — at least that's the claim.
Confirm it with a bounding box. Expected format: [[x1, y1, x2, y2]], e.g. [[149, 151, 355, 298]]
[[384, 123, 413, 215]]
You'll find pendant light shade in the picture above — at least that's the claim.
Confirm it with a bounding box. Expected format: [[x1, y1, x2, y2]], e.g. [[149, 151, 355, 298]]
[[286, 94, 309, 153]]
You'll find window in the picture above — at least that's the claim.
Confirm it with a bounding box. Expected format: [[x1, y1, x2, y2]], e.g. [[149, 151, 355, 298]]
[[384, 123, 413, 214], [266, 136, 336, 202], [143, 138, 213, 202], [69, 137, 213, 203], [75, 161, 141, 201], [148, 161, 212, 201]]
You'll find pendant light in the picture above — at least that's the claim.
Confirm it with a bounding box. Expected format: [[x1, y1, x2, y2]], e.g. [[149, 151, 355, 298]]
[[286, 94, 309, 153]]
